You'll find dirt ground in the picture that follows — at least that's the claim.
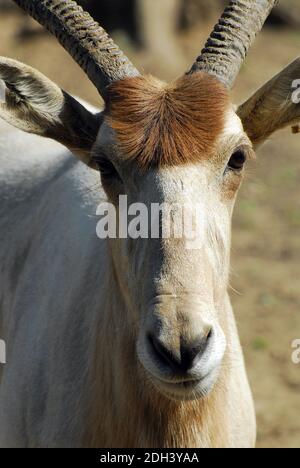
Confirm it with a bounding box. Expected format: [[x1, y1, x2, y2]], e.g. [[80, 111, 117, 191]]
[[0, 9, 299, 448]]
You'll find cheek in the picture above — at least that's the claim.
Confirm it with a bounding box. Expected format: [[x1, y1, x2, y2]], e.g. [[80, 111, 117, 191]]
[[206, 203, 232, 280], [221, 170, 244, 201], [111, 237, 147, 292], [108, 238, 146, 321]]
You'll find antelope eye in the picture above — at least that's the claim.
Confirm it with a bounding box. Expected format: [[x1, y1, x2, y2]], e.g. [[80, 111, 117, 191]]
[[227, 149, 247, 171], [97, 158, 121, 180]]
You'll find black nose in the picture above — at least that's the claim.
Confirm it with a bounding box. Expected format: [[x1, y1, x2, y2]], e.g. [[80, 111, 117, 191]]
[[149, 330, 212, 374]]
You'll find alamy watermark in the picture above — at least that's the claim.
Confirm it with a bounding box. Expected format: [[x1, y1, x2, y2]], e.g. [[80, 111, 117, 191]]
[[291, 339, 300, 365], [0, 80, 6, 103], [291, 79, 300, 104], [95, 195, 208, 250], [0, 339, 6, 365]]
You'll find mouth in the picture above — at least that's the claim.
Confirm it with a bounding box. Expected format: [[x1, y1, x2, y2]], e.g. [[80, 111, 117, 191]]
[[150, 370, 218, 401]]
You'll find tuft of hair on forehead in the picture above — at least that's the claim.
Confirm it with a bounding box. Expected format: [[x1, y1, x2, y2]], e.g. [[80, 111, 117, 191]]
[[104, 72, 231, 169]]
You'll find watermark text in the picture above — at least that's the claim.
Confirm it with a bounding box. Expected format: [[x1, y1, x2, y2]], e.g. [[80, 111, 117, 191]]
[[291, 339, 300, 365], [96, 195, 206, 250], [0, 339, 6, 364]]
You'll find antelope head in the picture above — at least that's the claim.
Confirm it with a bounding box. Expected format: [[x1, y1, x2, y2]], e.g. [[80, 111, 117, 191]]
[[1, 0, 299, 401]]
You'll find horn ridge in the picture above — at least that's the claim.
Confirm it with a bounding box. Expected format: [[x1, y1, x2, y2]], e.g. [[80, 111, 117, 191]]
[[13, 0, 140, 97]]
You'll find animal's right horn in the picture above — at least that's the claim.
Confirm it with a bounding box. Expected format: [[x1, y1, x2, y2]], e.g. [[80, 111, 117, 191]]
[[188, 0, 278, 89], [12, 0, 140, 97]]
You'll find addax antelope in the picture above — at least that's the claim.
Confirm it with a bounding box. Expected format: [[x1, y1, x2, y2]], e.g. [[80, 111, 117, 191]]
[[0, 0, 299, 448]]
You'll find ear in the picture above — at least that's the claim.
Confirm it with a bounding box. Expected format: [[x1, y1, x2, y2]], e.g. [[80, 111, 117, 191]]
[[237, 57, 300, 148], [0, 57, 102, 166]]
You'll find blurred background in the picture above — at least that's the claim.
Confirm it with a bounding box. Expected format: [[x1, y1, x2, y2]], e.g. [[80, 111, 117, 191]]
[[0, 0, 299, 448]]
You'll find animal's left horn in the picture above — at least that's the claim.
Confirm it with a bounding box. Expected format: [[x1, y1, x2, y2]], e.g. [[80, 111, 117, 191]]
[[12, 0, 140, 97], [188, 0, 278, 88]]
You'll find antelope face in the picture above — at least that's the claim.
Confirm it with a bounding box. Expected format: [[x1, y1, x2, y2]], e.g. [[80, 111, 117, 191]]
[[1, 0, 297, 401], [92, 75, 254, 400]]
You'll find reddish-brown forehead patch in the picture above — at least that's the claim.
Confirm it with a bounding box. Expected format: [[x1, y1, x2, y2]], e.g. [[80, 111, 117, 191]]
[[105, 73, 230, 169]]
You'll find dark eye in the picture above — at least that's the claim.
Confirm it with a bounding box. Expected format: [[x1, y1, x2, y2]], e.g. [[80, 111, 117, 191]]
[[227, 149, 246, 171], [97, 158, 120, 180]]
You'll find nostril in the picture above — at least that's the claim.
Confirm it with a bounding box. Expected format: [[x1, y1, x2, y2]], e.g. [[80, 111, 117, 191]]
[[206, 327, 213, 342], [148, 328, 214, 374], [187, 329, 213, 364], [148, 334, 181, 371]]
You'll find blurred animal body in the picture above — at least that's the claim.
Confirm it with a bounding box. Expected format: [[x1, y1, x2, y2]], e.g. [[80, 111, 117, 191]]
[[0, 0, 299, 448]]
